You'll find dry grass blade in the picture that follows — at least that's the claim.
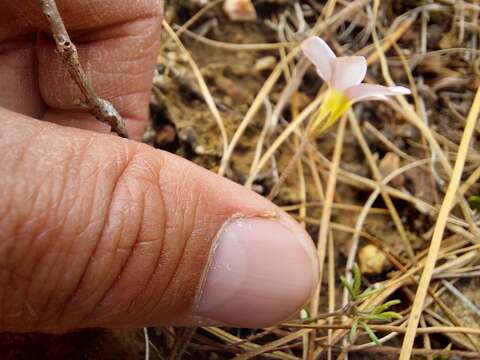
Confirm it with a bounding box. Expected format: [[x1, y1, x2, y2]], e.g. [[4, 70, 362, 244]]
[[244, 96, 323, 187], [399, 82, 480, 360], [308, 116, 347, 360], [204, 328, 298, 360], [168, 327, 197, 360], [285, 324, 480, 336], [370, 4, 479, 237], [220, 47, 300, 177], [161, 0, 224, 52], [356, 346, 480, 358], [348, 111, 415, 260], [174, 27, 294, 51], [143, 328, 150, 360], [233, 329, 311, 360], [310, 116, 347, 317], [162, 20, 229, 164]]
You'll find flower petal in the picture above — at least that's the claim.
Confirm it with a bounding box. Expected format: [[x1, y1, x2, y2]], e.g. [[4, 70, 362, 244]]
[[301, 36, 336, 83], [345, 84, 411, 103], [331, 56, 367, 91]]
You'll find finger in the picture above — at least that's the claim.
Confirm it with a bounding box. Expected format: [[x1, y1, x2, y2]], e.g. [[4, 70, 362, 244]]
[[0, 0, 162, 140], [0, 108, 318, 332], [0, 39, 45, 118]]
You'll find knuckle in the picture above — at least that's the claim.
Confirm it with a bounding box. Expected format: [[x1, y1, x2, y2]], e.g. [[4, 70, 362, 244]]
[[0, 126, 87, 330], [0, 129, 214, 329], [58, 146, 172, 328], [68, 149, 211, 327], [0, 129, 150, 331]]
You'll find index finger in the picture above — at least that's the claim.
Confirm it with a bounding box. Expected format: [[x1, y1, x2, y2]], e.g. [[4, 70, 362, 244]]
[[0, 0, 162, 140]]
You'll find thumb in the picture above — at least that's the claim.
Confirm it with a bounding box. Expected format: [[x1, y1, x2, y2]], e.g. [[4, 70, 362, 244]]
[[0, 108, 318, 332]]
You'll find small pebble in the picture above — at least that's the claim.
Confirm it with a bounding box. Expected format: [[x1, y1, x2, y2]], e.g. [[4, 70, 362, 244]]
[[223, 0, 257, 21], [379, 152, 404, 189], [359, 244, 388, 275], [154, 124, 176, 148]]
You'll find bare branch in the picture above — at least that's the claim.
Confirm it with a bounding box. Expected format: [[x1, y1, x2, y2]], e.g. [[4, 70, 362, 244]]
[[38, 0, 129, 138]]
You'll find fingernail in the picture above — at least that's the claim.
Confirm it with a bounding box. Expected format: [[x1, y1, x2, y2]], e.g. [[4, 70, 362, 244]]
[[194, 217, 318, 328]]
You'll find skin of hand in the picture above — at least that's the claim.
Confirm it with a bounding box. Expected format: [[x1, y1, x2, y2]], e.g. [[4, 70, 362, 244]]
[[0, 0, 318, 332]]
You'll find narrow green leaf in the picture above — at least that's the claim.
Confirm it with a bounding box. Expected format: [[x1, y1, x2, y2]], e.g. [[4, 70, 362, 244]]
[[349, 320, 358, 344], [352, 263, 362, 294], [356, 286, 381, 301], [376, 311, 402, 321], [433, 342, 452, 360], [357, 313, 385, 321], [468, 195, 480, 211], [300, 308, 309, 320], [340, 276, 355, 299], [361, 322, 381, 345], [373, 299, 401, 314]]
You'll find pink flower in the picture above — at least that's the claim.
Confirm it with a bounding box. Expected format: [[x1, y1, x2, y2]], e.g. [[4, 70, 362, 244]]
[[301, 36, 411, 135]]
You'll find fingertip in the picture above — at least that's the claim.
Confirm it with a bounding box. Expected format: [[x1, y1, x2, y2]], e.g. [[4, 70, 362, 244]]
[[191, 216, 319, 328]]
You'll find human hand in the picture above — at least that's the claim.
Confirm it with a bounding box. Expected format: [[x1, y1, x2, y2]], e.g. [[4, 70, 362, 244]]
[[0, 0, 318, 332]]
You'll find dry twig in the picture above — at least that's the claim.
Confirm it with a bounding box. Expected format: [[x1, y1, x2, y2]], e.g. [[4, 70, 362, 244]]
[[38, 0, 128, 138]]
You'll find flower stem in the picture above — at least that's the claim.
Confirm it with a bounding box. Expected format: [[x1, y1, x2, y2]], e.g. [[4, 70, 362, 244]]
[[266, 103, 334, 201], [267, 131, 310, 201]]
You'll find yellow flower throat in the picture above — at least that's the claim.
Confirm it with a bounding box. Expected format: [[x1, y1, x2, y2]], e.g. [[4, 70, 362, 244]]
[[308, 89, 351, 137]]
